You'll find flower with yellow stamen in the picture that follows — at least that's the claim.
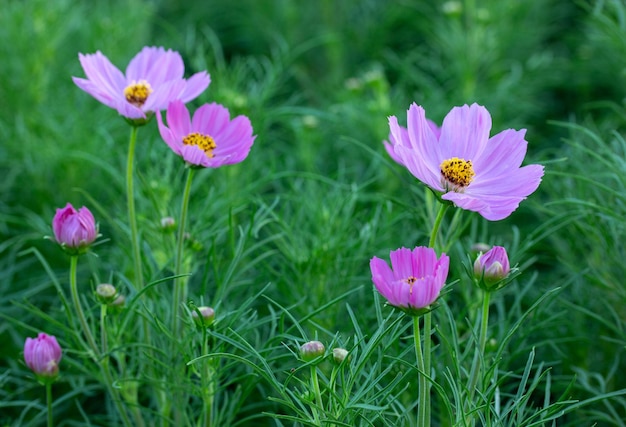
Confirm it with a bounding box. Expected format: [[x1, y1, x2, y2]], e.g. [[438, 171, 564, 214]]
[[388, 103, 544, 221]]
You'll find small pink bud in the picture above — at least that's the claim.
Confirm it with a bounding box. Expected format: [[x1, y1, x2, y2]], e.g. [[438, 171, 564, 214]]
[[24, 333, 62, 382], [52, 203, 97, 254], [299, 341, 325, 362], [474, 246, 511, 290]]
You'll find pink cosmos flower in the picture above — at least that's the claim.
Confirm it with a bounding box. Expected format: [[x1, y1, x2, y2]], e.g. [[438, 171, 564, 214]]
[[157, 100, 255, 168], [383, 119, 440, 166], [389, 103, 544, 221], [52, 203, 97, 254], [72, 46, 210, 121], [370, 247, 449, 316], [24, 333, 62, 381]]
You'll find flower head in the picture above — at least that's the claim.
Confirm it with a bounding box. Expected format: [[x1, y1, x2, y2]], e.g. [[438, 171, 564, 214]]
[[72, 46, 210, 123], [370, 246, 449, 316], [389, 103, 544, 221], [24, 333, 62, 382], [157, 100, 255, 168], [52, 203, 98, 254], [474, 246, 511, 291]]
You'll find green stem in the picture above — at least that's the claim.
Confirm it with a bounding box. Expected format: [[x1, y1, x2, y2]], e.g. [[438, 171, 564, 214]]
[[414, 316, 427, 427], [69, 256, 134, 427], [126, 125, 144, 291], [310, 365, 324, 426], [466, 290, 491, 424], [201, 331, 214, 427], [100, 304, 108, 356], [172, 167, 196, 333], [69, 256, 99, 358], [428, 204, 449, 249], [419, 203, 448, 427], [46, 382, 53, 427]]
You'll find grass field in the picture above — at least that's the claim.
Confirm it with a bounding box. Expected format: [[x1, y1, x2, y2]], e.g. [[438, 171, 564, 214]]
[[2, 0, 626, 426]]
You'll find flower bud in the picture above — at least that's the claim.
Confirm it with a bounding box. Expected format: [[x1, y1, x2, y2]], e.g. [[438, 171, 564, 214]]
[[24, 333, 62, 383], [52, 203, 98, 255], [192, 306, 215, 328], [474, 246, 511, 291], [160, 216, 176, 233], [109, 294, 126, 314], [299, 341, 325, 362], [96, 283, 117, 304], [332, 348, 349, 365]]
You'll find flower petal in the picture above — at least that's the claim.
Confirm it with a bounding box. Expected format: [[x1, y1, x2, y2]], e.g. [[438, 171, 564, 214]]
[[438, 103, 492, 160], [126, 47, 184, 85]]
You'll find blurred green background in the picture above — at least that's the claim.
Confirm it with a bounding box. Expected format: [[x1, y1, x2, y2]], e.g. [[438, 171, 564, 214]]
[[2, 0, 626, 425]]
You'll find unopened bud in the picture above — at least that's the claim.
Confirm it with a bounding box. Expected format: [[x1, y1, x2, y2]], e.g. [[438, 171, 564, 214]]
[[109, 294, 126, 314], [192, 306, 215, 328], [332, 348, 349, 365], [160, 216, 176, 233], [299, 341, 325, 362], [96, 283, 117, 304], [474, 246, 511, 291]]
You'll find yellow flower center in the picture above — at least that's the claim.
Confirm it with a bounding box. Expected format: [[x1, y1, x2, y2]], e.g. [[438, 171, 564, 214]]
[[183, 132, 216, 158], [440, 157, 475, 191], [124, 80, 153, 107]]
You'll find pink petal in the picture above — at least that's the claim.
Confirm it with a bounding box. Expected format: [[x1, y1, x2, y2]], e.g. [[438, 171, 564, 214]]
[[178, 71, 211, 103], [77, 51, 126, 99], [126, 47, 184, 85], [438, 103, 492, 161]]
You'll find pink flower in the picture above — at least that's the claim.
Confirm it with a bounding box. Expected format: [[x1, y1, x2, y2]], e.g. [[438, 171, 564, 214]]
[[24, 333, 62, 381], [157, 100, 255, 168], [52, 203, 97, 254], [389, 103, 544, 221], [370, 247, 449, 316], [383, 119, 440, 166], [72, 46, 210, 121]]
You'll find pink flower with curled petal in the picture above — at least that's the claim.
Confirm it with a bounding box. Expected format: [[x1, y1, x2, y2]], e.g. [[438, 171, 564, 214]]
[[383, 119, 440, 166], [370, 247, 449, 316], [157, 100, 255, 168], [72, 46, 210, 123], [52, 203, 98, 254], [389, 103, 544, 221], [24, 333, 62, 382]]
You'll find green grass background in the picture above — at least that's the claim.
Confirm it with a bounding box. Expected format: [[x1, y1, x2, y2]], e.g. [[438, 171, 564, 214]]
[[2, 0, 626, 425]]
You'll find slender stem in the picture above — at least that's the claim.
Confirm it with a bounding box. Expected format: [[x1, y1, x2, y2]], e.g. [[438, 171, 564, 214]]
[[413, 316, 426, 427], [69, 256, 134, 427], [69, 256, 99, 358], [418, 203, 449, 427], [423, 312, 432, 427], [126, 125, 144, 291], [466, 290, 491, 424], [310, 365, 324, 426], [428, 204, 449, 249], [100, 304, 108, 356], [46, 382, 53, 427], [202, 331, 214, 427], [172, 167, 196, 333]]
